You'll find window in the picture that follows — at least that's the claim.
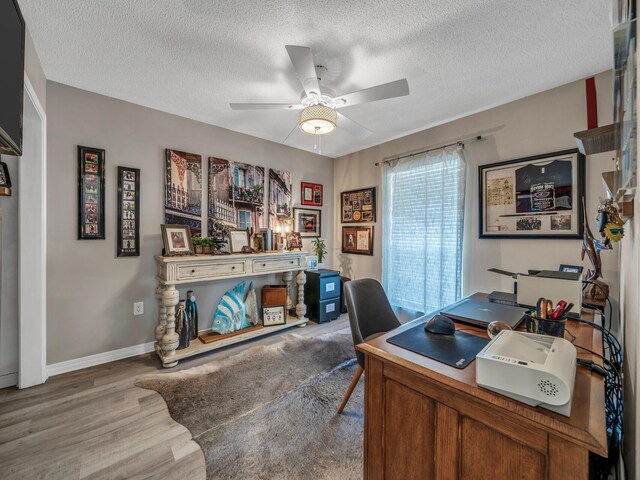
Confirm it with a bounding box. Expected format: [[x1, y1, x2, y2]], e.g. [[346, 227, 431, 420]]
[[382, 146, 466, 313], [237, 210, 251, 230]]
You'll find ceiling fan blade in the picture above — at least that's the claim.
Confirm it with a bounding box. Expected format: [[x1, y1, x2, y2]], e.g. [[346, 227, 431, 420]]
[[230, 103, 303, 110], [285, 45, 322, 97], [337, 112, 372, 139], [335, 79, 409, 108]]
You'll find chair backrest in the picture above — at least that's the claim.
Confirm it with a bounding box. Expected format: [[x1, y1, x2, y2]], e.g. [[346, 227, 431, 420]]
[[344, 278, 400, 367]]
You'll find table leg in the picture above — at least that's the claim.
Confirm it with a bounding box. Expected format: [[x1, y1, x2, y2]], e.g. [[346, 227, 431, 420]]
[[296, 270, 307, 323], [154, 285, 167, 351], [283, 271, 294, 312], [161, 284, 180, 367]]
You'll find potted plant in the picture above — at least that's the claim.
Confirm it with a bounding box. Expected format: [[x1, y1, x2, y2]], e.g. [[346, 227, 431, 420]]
[[203, 236, 214, 254], [311, 238, 327, 267], [192, 235, 204, 254]]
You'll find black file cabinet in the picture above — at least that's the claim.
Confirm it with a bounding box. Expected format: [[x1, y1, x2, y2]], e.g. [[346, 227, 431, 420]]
[[305, 269, 341, 323]]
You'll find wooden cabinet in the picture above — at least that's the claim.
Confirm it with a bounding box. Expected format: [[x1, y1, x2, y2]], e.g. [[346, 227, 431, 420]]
[[154, 251, 308, 367], [358, 298, 607, 480]]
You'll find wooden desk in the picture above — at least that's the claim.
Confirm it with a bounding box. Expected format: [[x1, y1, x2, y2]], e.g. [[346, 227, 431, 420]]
[[357, 293, 607, 480]]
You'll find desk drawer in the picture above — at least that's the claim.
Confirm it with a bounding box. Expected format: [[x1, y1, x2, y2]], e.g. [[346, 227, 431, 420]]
[[252, 257, 301, 273], [177, 261, 245, 280]]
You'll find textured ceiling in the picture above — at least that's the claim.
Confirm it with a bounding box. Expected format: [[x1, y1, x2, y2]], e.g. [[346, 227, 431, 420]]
[[20, 0, 612, 158]]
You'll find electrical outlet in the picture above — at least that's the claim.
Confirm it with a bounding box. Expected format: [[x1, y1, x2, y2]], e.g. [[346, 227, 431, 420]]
[[134, 302, 144, 316]]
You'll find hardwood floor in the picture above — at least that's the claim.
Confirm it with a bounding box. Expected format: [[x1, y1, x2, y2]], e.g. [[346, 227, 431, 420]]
[[0, 318, 351, 480]]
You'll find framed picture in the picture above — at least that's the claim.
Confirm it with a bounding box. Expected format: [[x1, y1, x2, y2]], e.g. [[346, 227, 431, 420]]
[[293, 207, 321, 237], [0, 160, 12, 196], [559, 264, 584, 274], [117, 167, 140, 257], [263, 305, 286, 326], [301, 182, 323, 206], [342, 226, 374, 255], [341, 187, 376, 223], [165, 149, 202, 235], [268, 169, 292, 229], [286, 231, 303, 251], [306, 255, 319, 270], [229, 229, 250, 253], [479, 149, 585, 239], [78, 146, 106, 240], [161, 224, 194, 256]]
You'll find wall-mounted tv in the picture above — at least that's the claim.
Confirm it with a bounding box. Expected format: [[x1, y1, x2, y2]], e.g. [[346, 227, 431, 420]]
[[0, 0, 25, 157]]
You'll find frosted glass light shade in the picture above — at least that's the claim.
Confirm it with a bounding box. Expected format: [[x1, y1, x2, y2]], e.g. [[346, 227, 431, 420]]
[[299, 105, 337, 135]]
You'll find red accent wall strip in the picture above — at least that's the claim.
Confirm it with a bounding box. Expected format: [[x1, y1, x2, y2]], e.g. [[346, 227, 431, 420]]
[[586, 77, 598, 129]]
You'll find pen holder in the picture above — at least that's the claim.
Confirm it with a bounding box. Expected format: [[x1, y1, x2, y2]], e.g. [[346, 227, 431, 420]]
[[524, 311, 566, 338]]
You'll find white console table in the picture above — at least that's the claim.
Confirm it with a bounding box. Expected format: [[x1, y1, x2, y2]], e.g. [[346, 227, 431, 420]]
[[154, 251, 308, 367]]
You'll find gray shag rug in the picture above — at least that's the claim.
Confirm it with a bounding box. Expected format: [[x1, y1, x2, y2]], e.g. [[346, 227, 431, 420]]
[[136, 332, 364, 480]]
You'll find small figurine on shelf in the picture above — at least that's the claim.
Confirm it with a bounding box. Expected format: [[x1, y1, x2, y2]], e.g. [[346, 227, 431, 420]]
[[286, 231, 303, 251], [208, 219, 230, 254], [186, 290, 199, 340], [176, 300, 190, 349]]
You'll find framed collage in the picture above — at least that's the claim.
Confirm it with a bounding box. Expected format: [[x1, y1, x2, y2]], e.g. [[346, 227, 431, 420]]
[[117, 167, 140, 257], [301, 182, 323, 206], [341, 187, 376, 223], [479, 149, 585, 239], [78, 146, 105, 240]]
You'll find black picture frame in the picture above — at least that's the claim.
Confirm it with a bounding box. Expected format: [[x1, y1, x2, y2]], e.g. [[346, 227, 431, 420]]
[[293, 207, 321, 237], [117, 166, 140, 257], [78, 146, 106, 240], [478, 149, 585, 239], [161, 224, 195, 256], [341, 187, 376, 223], [262, 305, 286, 326]]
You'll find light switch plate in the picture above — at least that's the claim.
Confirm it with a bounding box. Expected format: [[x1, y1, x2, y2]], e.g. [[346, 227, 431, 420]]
[[134, 302, 144, 316]]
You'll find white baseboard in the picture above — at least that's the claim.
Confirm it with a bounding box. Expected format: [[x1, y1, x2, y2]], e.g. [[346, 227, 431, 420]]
[[0, 372, 17, 389], [47, 341, 156, 377]]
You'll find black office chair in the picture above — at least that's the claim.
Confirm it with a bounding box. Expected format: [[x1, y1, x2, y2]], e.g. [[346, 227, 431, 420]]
[[338, 278, 401, 414]]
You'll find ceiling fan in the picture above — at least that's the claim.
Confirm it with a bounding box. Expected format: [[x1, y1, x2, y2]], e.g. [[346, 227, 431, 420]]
[[230, 45, 410, 140]]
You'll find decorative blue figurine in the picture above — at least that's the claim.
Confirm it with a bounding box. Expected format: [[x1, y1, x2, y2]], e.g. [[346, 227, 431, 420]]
[[176, 299, 190, 349]]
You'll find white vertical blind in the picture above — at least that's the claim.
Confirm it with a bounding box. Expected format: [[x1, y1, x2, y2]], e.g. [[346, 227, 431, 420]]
[[382, 145, 466, 313]]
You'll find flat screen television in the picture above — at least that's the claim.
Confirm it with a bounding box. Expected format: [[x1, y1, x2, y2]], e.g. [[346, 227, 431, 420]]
[[0, 0, 25, 157]]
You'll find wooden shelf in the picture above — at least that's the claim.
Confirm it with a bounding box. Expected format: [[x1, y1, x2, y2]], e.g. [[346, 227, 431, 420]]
[[601, 170, 634, 220], [156, 316, 307, 366], [574, 124, 616, 155]]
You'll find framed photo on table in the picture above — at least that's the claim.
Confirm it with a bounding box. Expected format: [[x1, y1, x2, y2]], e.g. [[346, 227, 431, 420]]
[[78, 146, 106, 239], [293, 207, 321, 237], [479, 149, 585, 239], [117, 167, 140, 257], [229, 229, 250, 253], [301, 182, 323, 206], [342, 226, 374, 255], [341, 187, 376, 223], [263, 305, 286, 326], [161, 224, 194, 256]]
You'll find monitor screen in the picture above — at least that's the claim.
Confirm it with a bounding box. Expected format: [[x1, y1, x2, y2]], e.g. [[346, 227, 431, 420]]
[[0, 0, 25, 156]]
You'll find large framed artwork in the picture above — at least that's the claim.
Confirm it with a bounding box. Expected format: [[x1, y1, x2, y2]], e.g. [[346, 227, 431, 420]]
[[117, 166, 140, 257], [268, 169, 292, 229], [78, 146, 105, 240], [341, 187, 376, 223], [301, 182, 323, 206], [165, 149, 202, 236], [207, 157, 266, 235], [293, 207, 321, 237], [342, 226, 374, 255], [479, 149, 585, 239]]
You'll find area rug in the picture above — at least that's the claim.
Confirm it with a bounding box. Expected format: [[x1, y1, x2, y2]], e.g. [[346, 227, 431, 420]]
[[136, 332, 364, 480]]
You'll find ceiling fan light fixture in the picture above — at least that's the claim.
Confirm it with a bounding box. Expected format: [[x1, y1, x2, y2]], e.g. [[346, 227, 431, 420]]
[[299, 104, 337, 135]]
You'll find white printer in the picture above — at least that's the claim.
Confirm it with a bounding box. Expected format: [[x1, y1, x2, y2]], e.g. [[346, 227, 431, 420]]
[[476, 330, 577, 416]]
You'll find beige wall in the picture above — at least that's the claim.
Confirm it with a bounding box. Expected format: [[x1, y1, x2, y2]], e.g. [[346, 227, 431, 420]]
[[46, 82, 333, 364], [334, 71, 618, 317]]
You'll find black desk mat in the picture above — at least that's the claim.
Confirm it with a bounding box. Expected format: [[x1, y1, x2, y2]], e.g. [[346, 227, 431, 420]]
[[387, 323, 490, 369]]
